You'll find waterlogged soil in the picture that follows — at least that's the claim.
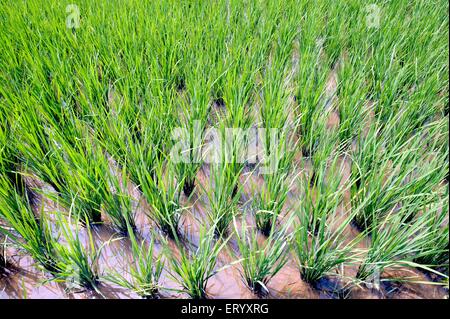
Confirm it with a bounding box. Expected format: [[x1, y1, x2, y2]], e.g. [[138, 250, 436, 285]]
[[1, 60, 448, 300]]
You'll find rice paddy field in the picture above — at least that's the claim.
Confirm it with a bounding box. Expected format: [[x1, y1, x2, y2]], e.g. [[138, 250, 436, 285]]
[[0, 0, 449, 300]]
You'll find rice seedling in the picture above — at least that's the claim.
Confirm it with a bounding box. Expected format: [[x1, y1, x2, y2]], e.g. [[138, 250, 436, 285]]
[[94, 83, 178, 187], [295, 4, 330, 157], [0, 178, 59, 274], [100, 163, 136, 235], [51, 210, 102, 291], [104, 226, 164, 299], [254, 23, 298, 235], [293, 150, 360, 284], [0, 122, 32, 202], [350, 116, 448, 231], [173, 59, 217, 197], [413, 187, 449, 272], [139, 157, 184, 238], [14, 108, 108, 224], [234, 217, 292, 296], [304, 151, 344, 233], [13, 105, 69, 196], [0, 119, 58, 273], [167, 227, 228, 299], [336, 55, 370, 148], [204, 155, 244, 238], [253, 166, 291, 236], [253, 128, 297, 235], [355, 196, 446, 282]]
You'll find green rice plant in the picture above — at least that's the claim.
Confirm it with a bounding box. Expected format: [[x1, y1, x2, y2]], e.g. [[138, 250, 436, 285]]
[[94, 84, 177, 187], [234, 217, 292, 296], [167, 227, 228, 299], [214, 54, 258, 195], [351, 117, 448, 230], [52, 130, 108, 225], [309, 124, 340, 184], [174, 60, 217, 197], [293, 151, 359, 284], [321, 1, 357, 67], [295, 4, 330, 157], [100, 163, 136, 235], [302, 102, 335, 161], [362, 1, 448, 127], [202, 115, 251, 238], [302, 150, 344, 235], [355, 197, 444, 282], [254, 24, 298, 235], [336, 55, 370, 148], [138, 157, 184, 238], [254, 136, 296, 235], [0, 177, 59, 274], [52, 211, 102, 291], [204, 159, 243, 238], [413, 187, 449, 272], [0, 0, 448, 300], [253, 175, 290, 236], [14, 109, 107, 224], [0, 119, 31, 201], [104, 226, 164, 299], [13, 105, 68, 195]]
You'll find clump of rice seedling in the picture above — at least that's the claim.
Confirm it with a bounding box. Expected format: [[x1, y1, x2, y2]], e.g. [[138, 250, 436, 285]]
[[13, 105, 67, 196], [100, 163, 136, 235], [0, 122, 33, 203], [0, 0, 448, 300], [295, 6, 330, 158], [52, 211, 102, 291], [214, 58, 257, 196], [254, 177, 289, 236], [413, 187, 449, 272], [0, 177, 59, 274], [234, 217, 292, 296], [173, 64, 215, 197], [293, 152, 359, 284], [302, 149, 344, 234], [204, 160, 243, 238], [51, 128, 110, 225], [105, 226, 164, 299], [139, 157, 184, 238], [255, 33, 298, 235], [355, 198, 442, 282], [351, 117, 447, 230], [95, 83, 176, 188], [202, 119, 249, 237], [15, 111, 106, 224], [336, 56, 369, 148], [254, 138, 295, 235], [167, 227, 228, 299]]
